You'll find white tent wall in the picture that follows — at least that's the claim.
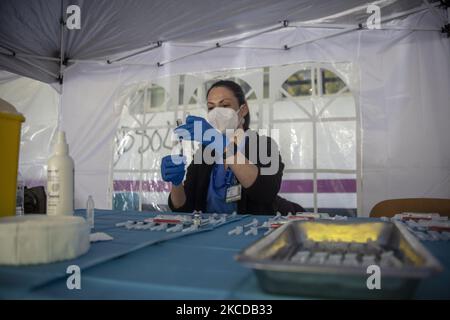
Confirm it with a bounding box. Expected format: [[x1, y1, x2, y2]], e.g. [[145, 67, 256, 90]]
[[59, 67, 127, 211], [359, 25, 450, 215], [56, 10, 450, 216]]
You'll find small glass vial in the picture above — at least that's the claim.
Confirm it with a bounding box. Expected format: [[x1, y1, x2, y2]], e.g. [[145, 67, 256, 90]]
[[86, 195, 95, 229], [16, 171, 24, 216], [173, 119, 184, 156]]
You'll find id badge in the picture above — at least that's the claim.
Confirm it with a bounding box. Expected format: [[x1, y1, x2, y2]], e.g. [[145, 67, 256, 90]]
[[226, 184, 241, 203]]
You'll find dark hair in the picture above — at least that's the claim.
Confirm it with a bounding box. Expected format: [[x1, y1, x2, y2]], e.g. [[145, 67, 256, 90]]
[[206, 80, 250, 131]]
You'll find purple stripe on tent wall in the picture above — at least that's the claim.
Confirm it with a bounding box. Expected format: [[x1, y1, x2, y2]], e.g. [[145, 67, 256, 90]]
[[280, 179, 356, 193], [113, 179, 356, 193]]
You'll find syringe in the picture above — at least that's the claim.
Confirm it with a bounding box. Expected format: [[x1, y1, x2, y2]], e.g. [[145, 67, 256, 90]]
[[175, 118, 183, 156]]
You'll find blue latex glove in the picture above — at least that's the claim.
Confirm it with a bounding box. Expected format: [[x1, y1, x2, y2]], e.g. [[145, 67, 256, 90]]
[[161, 154, 186, 186], [174, 115, 228, 152]]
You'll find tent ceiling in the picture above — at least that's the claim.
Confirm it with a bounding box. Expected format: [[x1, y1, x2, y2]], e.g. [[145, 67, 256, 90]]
[[0, 0, 443, 84]]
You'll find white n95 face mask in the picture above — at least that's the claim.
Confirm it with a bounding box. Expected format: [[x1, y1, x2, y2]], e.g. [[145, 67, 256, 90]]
[[206, 106, 242, 133]]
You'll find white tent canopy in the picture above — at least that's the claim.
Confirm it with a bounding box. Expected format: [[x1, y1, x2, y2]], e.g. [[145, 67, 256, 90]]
[[1, 0, 444, 84], [0, 0, 449, 216]]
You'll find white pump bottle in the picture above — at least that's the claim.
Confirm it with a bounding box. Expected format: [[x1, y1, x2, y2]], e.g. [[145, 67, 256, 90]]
[[47, 131, 74, 216]]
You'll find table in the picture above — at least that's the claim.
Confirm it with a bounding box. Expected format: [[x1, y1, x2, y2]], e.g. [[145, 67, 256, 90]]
[[1, 210, 449, 299]]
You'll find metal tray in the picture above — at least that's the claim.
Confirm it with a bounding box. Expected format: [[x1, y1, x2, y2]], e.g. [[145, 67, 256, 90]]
[[235, 220, 442, 299]]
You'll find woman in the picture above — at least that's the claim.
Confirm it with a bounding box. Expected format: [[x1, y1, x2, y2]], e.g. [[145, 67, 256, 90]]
[[161, 80, 302, 215]]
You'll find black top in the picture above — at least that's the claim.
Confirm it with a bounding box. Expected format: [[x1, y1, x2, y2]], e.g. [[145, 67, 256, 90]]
[[168, 131, 301, 215]]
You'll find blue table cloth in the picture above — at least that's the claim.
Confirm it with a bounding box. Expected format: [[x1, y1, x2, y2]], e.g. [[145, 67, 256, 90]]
[[0, 210, 449, 299]]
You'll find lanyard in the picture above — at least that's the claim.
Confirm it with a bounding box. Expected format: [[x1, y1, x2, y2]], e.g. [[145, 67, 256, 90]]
[[212, 165, 234, 190], [211, 133, 249, 191]]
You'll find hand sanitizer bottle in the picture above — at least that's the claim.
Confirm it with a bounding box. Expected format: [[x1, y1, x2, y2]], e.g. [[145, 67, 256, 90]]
[[47, 131, 74, 216]]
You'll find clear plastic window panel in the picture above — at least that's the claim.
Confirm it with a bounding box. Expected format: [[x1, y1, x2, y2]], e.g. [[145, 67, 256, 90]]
[[110, 63, 360, 214]]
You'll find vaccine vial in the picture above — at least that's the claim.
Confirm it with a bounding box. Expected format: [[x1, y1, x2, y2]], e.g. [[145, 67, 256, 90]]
[[86, 195, 95, 229], [16, 171, 24, 216]]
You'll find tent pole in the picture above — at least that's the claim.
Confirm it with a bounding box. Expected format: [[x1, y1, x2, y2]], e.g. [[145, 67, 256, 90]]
[[288, 27, 359, 50], [13, 53, 60, 62], [0, 45, 58, 78], [293, 25, 440, 32], [286, 2, 443, 51], [0, 46, 60, 62], [373, 1, 442, 25], [217, 25, 441, 50], [422, 0, 447, 23], [58, 0, 66, 82], [170, 42, 285, 51], [171, 3, 443, 54], [370, 26, 441, 31], [66, 58, 107, 63], [170, 23, 439, 52], [15, 57, 59, 79], [289, 2, 442, 31], [0, 45, 15, 55], [291, 23, 356, 30], [157, 22, 288, 67], [288, 1, 442, 31], [107, 42, 162, 64]]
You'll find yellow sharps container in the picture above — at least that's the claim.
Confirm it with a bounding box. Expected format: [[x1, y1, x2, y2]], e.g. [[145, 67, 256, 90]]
[[0, 98, 25, 217]]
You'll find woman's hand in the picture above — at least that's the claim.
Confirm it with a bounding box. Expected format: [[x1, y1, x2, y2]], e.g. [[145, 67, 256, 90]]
[[161, 154, 186, 186], [174, 115, 227, 151]]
